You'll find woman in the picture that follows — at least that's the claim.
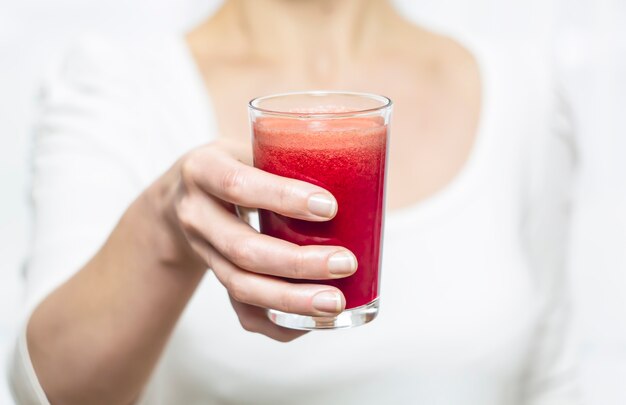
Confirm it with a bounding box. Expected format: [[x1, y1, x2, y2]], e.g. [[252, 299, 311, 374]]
[[9, 0, 580, 404]]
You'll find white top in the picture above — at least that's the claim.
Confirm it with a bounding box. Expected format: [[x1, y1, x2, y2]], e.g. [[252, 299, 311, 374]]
[[9, 33, 581, 405]]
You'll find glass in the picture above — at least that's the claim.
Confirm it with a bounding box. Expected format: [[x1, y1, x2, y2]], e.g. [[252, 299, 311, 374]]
[[249, 91, 392, 330]]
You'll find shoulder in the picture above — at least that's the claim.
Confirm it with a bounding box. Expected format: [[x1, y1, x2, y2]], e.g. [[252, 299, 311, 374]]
[[36, 34, 210, 183], [398, 26, 480, 80], [45, 34, 187, 97], [455, 34, 569, 141], [472, 36, 576, 199], [475, 36, 558, 112], [38, 34, 190, 140]]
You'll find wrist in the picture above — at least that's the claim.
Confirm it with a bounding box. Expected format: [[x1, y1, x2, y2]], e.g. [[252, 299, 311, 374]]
[[140, 171, 207, 274]]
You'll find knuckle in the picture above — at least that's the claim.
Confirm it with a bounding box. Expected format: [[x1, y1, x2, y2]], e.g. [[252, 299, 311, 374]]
[[238, 316, 255, 332], [220, 167, 246, 200], [276, 335, 298, 343], [180, 153, 200, 186], [278, 291, 296, 314], [175, 195, 197, 232], [291, 249, 306, 279], [227, 275, 249, 304], [225, 236, 255, 268], [277, 182, 297, 210]]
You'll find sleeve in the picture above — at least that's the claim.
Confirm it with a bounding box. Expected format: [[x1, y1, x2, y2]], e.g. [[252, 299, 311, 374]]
[[7, 37, 165, 405], [520, 86, 583, 404]]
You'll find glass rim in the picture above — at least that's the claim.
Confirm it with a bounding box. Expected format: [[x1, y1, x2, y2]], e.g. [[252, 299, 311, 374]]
[[248, 91, 393, 119]]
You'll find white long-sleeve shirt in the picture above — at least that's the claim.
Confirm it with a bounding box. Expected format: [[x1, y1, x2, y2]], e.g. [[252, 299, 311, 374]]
[[8, 32, 581, 404]]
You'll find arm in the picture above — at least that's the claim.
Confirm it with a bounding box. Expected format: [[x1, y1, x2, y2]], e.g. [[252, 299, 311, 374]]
[[520, 88, 582, 404], [10, 40, 356, 405], [28, 148, 353, 405]]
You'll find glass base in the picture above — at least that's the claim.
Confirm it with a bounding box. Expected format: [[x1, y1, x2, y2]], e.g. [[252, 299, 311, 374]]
[[267, 298, 379, 330]]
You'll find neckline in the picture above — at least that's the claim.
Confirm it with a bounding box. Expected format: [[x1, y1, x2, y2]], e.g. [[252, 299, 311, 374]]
[[173, 32, 493, 229], [384, 32, 494, 229]]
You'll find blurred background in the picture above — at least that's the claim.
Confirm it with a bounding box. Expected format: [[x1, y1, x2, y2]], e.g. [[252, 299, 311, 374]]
[[1, 0, 624, 403]]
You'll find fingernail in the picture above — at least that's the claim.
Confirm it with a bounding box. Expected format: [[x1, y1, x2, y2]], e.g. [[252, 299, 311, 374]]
[[307, 193, 337, 218], [312, 291, 343, 313], [327, 251, 358, 276]]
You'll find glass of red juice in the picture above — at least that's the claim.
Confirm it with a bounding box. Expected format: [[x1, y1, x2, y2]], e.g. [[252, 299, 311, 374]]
[[249, 91, 392, 330]]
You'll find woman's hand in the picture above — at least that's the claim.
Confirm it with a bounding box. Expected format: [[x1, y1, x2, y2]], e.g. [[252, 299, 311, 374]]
[[26, 138, 357, 405], [157, 139, 358, 341]]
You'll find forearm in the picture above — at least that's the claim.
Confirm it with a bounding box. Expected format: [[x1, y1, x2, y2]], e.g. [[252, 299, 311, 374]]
[[26, 179, 205, 405]]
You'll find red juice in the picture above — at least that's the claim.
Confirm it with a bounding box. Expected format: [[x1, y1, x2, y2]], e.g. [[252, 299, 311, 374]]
[[253, 117, 388, 309]]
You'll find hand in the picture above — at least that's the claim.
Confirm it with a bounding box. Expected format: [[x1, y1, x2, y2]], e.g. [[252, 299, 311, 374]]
[[160, 139, 357, 341]]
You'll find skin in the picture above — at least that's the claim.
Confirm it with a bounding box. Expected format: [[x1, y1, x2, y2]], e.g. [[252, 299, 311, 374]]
[[26, 0, 481, 404]]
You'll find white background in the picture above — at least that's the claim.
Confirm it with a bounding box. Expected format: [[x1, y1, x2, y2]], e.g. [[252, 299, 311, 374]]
[[1, 0, 625, 403]]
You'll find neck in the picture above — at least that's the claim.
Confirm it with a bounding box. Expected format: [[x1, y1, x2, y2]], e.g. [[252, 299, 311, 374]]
[[212, 0, 397, 84]]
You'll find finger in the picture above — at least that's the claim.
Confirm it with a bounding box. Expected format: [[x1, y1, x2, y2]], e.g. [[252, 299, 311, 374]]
[[210, 245, 346, 316], [229, 297, 308, 342], [177, 192, 357, 279], [181, 146, 337, 221]]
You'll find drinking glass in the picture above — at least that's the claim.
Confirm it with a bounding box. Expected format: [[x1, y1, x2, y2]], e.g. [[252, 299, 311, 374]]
[[249, 91, 392, 330]]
